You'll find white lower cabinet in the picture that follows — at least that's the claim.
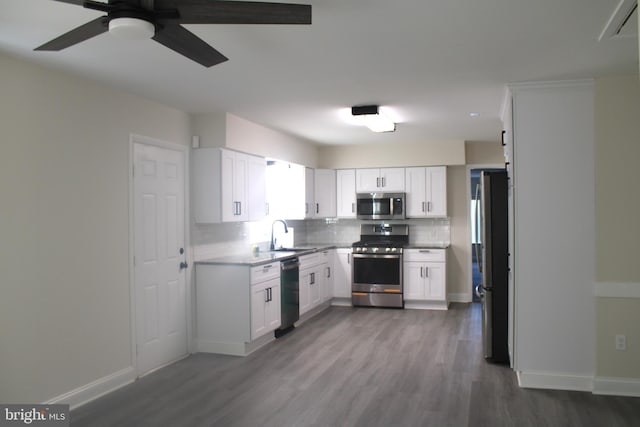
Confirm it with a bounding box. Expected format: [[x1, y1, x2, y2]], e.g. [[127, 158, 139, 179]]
[[299, 251, 333, 316], [195, 262, 281, 356], [251, 276, 281, 340], [332, 248, 352, 302], [403, 249, 448, 309]]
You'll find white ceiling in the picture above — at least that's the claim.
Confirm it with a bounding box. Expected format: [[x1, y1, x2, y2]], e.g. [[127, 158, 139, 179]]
[[0, 0, 637, 145]]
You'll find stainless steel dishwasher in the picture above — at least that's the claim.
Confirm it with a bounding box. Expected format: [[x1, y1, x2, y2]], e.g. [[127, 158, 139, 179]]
[[275, 257, 299, 338]]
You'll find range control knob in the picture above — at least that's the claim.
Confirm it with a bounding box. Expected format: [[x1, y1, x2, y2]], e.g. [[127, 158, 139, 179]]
[[385, 247, 391, 252]]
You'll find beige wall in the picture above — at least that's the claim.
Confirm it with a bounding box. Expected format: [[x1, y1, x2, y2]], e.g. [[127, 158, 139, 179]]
[[191, 112, 320, 167], [594, 74, 640, 379], [465, 141, 504, 164], [318, 140, 465, 169], [0, 53, 191, 403], [446, 166, 469, 297]]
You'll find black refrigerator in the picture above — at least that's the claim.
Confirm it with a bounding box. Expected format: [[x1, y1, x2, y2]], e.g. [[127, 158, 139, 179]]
[[478, 170, 509, 364]]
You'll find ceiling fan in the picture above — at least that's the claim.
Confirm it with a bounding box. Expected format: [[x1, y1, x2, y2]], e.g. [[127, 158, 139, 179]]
[[35, 0, 312, 67]]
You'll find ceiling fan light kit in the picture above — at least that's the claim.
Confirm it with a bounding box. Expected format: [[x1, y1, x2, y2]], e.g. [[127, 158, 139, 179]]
[[108, 17, 155, 40], [35, 0, 312, 67], [351, 105, 396, 133]]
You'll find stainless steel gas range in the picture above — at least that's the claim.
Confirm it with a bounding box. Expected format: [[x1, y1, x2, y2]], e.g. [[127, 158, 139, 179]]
[[351, 224, 409, 308]]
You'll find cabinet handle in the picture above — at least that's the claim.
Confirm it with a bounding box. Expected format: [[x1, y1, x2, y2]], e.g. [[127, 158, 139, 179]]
[[310, 272, 315, 285], [422, 201, 426, 212], [265, 288, 269, 303], [316, 203, 319, 214], [420, 267, 423, 278], [351, 202, 355, 213], [427, 201, 432, 212], [347, 253, 351, 264], [327, 266, 331, 278], [238, 201, 242, 216], [419, 249, 431, 253], [305, 203, 309, 214], [382, 177, 386, 187], [376, 177, 380, 188], [425, 267, 429, 278], [263, 264, 273, 271]]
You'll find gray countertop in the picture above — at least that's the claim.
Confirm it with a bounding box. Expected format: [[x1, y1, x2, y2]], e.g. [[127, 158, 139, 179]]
[[195, 245, 336, 267]]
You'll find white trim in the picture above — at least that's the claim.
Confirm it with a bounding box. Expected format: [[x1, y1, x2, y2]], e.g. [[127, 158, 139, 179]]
[[128, 134, 192, 378], [404, 300, 449, 310], [448, 292, 472, 303], [516, 370, 593, 392], [45, 367, 136, 410], [593, 376, 640, 397], [594, 282, 640, 298], [598, 0, 638, 41], [508, 79, 594, 92]]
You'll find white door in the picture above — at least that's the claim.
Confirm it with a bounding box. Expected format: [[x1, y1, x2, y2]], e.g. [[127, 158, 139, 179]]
[[336, 169, 356, 218], [133, 142, 187, 375]]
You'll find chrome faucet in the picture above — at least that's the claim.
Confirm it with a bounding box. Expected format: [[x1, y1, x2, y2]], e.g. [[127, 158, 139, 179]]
[[270, 219, 289, 251]]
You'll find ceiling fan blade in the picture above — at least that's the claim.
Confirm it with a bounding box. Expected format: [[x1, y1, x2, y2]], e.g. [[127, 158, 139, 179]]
[[152, 23, 228, 67], [49, 0, 86, 5], [35, 17, 108, 51], [155, 0, 311, 25]]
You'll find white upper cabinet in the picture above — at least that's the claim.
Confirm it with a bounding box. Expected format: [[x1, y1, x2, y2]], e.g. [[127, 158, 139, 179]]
[[247, 155, 267, 221], [356, 168, 405, 192], [304, 167, 315, 219], [336, 169, 356, 218], [313, 169, 337, 218], [193, 148, 266, 223], [405, 166, 447, 217]]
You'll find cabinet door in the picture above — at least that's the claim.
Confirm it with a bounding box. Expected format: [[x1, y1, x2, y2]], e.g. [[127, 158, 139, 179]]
[[247, 155, 267, 221], [425, 166, 447, 217], [266, 281, 281, 331], [333, 249, 352, 298], [251, 282, 268, 339], [405, 167, 427, 217], [336, 169, 356, 218], [221, 149, 236, 222], [314, 169, 337, 218], [403, 262, 426, 300], [356, 168, 382, 192], [379, 168, 405, 191], [299, 267, 312, 315], [251, 278, 281, 340], [425, 263, 446, 300], [232, 152, 248, 221], [309, 266, 322, 308], [304, 167, 315, 218]]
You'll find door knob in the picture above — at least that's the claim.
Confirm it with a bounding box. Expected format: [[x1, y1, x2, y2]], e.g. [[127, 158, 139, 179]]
[[179, 261, 189, 270]]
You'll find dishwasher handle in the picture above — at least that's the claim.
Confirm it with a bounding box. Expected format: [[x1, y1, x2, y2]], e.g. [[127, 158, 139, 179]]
[[281, 258, 300, 271]]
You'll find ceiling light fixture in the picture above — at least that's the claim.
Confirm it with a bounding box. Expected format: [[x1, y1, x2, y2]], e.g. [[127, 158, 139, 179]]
[[109, 18, 155, 40], [351, 105, 396, 133]]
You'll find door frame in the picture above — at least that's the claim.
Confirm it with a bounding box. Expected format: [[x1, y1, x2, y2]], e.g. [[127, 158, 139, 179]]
[[128, 133, 192, 377], [464, 163, 504, 303]]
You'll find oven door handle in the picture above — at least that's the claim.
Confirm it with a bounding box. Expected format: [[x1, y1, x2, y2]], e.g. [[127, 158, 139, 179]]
[[351, 253, 402, 260]]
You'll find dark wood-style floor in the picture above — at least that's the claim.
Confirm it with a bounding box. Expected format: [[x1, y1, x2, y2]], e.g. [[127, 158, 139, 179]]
[[72, 304, 640, 426]]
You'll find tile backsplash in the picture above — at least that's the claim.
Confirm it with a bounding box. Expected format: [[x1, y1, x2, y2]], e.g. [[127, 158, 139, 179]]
[[193, 217, 450, 260]]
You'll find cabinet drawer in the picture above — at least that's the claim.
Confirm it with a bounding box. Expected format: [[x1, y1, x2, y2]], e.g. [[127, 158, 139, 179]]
[[299, 253, 322, 269], [403, 249, 446, 262], [251, 263, 280, 284]]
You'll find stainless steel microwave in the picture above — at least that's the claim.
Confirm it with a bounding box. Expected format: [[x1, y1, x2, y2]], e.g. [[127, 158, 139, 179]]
[[356, 192, 405, 220]]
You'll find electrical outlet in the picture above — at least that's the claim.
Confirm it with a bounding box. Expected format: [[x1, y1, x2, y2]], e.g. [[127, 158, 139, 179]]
[[615, 334, 627, 351]]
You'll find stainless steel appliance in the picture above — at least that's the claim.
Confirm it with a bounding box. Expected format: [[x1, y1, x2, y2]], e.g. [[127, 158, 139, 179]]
[[275, 257, 299, 338], [356, 192, 405, 220], [351, 224, 408, 308], [475, 171, 509, 363]]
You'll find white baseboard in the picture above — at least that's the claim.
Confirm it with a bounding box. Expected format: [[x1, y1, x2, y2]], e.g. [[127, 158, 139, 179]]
[[448, 293, 473, 303], [593, 376, 640, 397], [45, 366, 136, 410], [516, 370, 593, 392]]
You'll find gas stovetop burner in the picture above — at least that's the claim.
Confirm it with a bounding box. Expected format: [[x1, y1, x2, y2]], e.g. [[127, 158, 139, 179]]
[[352, 224, 409, 254]]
